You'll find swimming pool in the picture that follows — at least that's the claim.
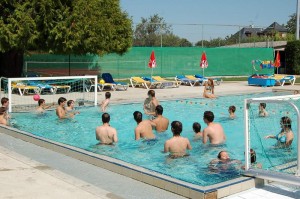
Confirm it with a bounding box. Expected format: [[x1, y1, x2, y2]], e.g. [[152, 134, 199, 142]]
[[10, 91, 298, 187]]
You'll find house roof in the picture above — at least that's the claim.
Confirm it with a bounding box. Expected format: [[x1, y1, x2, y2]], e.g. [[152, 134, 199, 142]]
[[262, 22, 287, 33]]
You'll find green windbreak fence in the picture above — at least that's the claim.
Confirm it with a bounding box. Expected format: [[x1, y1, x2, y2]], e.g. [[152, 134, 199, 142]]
[[24, 47, 274, 78]]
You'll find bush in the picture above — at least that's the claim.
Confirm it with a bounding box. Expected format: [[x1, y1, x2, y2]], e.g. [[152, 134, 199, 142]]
[[286, 40, 300, 74]]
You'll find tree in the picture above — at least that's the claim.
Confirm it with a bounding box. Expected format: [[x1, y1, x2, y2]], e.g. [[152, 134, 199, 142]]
[[133, 14, 192, 47], [0, 0, 133, 77], [286, 13, 296, 34]]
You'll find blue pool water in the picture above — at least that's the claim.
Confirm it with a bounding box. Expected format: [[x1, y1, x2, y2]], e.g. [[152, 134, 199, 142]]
[[11, 91, 298, 186]]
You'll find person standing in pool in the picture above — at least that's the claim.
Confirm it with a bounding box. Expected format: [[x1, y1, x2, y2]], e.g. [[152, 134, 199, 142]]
[[1, 97, 10, 119], [258, 103, 268, 117], [228, 105, 236, 119], [133, 111, 156, 140], [0, 107, 8, 126], [152, 105, 169, 132], [192, 122, 203, 140], [100, 92, 111, 112], [95, 113, 118, 145], [56, 97, 74, 119], [164, 121, 192, 158], [143, 90, 159, 116], [36, 99, 55, 113], [202, 111, 226, 145], [65, 100, 80, 115], [264, 116, 294, 148]]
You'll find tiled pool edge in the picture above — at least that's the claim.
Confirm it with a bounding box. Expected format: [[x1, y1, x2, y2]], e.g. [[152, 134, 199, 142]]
[[0, 125, 256, 199]]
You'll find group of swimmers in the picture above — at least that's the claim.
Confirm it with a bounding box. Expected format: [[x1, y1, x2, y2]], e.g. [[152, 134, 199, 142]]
[[95, 87, 295, 169]]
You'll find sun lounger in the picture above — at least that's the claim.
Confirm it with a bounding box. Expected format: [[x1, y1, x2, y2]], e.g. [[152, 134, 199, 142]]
[[28, 81, 55, 94], [194, 74, 222, 86], [11, 83, 41, 96], [102, 73, 128, 91], [175, 75, 201, 87], [130, 77, 160, 89], [274, 75, 296, 86], [152, 76, 179, 88]]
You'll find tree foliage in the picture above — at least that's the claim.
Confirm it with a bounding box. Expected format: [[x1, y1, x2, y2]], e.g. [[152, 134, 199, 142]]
[[133, 14, 192, 47], [0, 0, 133, 55], [286, 13, 296, 34]]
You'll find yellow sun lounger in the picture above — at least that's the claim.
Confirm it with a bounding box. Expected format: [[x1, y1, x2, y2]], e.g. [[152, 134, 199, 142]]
[[152, 76, 179, 88], [11, 84, 41, 96], [130, 77, 161, 89]]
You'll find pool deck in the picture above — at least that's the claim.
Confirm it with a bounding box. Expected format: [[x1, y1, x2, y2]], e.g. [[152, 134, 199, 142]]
[[1, 81, 300, 199]]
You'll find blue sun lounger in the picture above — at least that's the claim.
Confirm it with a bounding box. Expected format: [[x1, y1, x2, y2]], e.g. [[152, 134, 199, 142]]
[[102, 73, 128, 91]]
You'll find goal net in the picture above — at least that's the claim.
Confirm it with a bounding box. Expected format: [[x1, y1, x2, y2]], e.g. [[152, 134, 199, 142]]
[[244, 93, 300, 185], [0, 76, 98, 112]]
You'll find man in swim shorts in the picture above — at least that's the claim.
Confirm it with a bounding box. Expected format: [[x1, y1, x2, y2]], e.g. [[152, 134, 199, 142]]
[[133, 111, 156, 140], [164, 121, 192, 158], [202, 111, 226, 145], [95, 113, 118, 145], [152, 105, 169, 132]]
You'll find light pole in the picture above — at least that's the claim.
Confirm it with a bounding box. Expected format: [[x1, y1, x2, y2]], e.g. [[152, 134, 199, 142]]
[[297, 0, 300, 40]]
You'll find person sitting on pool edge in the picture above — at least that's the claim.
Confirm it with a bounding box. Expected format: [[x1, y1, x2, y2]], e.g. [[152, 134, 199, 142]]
[[133, 111, 156, 140], [192, 122, 203, 140], [56, 97, 74, 119], [264, 116, 294, 148], [202, 111, 226, 145], [152, 105, 169, 132], [164, 121, 192, 158], [203, 78, 216, 99], [95, 113, 118, 145]]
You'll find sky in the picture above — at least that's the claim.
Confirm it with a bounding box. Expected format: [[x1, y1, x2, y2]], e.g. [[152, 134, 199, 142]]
[[120, 0, 296, 44]]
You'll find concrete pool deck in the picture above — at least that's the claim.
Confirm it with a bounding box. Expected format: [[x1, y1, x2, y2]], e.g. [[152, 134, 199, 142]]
[[1, 81, 300, 199]]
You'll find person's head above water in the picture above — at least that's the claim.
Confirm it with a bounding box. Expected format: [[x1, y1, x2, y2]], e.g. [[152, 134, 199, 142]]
[[203, 111, 214, 123], [171, 121, 182, 136], [102, 112, 110, 123], [147, 89, 155, 97], [155, 105, 163, 115], [217, 151, 230, 161], [133, 111, 143, 123], [192, 122, 201, 133]]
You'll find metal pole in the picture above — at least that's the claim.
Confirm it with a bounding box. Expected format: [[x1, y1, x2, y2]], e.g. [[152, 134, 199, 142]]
[[244, 99, 250, 170], [297, 0, 300, 40]]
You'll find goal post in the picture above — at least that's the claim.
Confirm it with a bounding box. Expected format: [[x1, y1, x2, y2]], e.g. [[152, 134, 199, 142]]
[[1, 75, 98, 112], [244, 94, 300, 185]]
